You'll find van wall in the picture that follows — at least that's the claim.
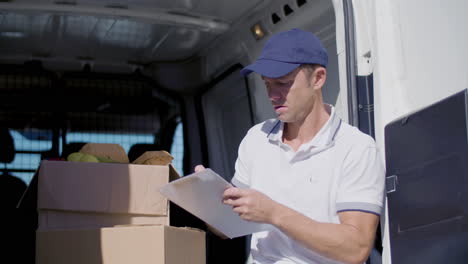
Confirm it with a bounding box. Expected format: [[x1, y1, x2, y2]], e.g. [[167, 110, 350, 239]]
[[368, 0, 468, 149], [354, 1, 468, 263]]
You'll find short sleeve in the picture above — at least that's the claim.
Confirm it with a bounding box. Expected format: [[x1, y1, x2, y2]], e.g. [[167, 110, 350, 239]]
[[231, 131, 251, 189], [336, 143, 385, 215]]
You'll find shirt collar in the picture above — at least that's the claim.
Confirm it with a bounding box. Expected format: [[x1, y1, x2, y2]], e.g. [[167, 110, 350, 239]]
[[267, 104, 341, 149]]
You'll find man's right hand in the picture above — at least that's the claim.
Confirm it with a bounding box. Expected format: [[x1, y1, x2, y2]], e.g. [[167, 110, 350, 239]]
[[194, 165, 206, 173]]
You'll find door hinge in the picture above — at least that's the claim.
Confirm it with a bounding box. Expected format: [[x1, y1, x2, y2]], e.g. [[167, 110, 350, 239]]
[[386, 175, 398, 193]]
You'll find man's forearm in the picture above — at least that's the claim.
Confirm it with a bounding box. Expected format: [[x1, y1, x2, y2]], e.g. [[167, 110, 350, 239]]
[[222, 187, 378, 263], [270, 203, 376, 264]]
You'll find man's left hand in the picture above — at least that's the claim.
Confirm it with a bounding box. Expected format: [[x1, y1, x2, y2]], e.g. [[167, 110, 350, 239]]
[[223, 187, 278, 224]]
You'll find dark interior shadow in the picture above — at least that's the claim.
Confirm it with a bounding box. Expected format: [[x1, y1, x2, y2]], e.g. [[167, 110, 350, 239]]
[[0, 128, 31, 263], [0, 169, 27, 210], [16, 171, 38, 264]]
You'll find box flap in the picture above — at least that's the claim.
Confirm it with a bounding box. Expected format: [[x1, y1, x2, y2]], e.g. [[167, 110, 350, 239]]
[[169, 164, 181, 181]]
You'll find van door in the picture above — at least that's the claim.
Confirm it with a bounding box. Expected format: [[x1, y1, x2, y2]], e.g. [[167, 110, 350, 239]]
[[198, 65, 254, 264], [363, 0, 468, 263], [384, 89, 468, 264], [200, 65, 254, 181]]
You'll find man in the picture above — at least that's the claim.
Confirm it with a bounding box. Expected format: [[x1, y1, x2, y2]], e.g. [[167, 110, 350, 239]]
[[196, 28, 385, 264]]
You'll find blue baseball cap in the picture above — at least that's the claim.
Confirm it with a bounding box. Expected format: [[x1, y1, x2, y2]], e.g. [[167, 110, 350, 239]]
[[240, 28, 328, 78]]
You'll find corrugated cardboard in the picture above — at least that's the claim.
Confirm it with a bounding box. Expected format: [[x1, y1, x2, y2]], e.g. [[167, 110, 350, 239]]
[[37, 160, 180, 230], [39, 210, 169, 230], [36, 225, 206, 264]]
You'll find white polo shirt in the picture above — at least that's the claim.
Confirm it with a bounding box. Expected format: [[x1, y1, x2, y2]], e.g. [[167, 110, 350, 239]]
[[231, 105, 385, 264]]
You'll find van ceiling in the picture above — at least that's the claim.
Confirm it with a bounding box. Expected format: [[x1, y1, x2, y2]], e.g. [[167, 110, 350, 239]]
[[0, 0, 264, 71]]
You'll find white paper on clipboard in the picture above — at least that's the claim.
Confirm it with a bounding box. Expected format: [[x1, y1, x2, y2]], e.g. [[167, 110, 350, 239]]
[[159, 168, 272, 238]]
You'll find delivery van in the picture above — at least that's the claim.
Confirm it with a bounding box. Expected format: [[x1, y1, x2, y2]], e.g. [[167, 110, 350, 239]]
[[0, 0, 467, 263]]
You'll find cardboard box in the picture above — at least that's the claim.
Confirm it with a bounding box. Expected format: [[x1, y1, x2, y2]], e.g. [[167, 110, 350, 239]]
[[36, 225, 206, 264], [37, 160, 180, 230], [39, 210, 169, 230]]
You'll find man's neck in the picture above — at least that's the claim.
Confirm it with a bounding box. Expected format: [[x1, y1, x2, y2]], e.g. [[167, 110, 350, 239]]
[[283, 103, 330, 151]]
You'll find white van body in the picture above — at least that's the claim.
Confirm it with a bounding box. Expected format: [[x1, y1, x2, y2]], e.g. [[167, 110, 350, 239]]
[[1, 0, 467, 263], [357, 1, 468, 263]]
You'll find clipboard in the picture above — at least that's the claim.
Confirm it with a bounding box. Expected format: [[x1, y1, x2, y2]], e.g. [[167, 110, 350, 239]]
[[159, 168, 271, 238]]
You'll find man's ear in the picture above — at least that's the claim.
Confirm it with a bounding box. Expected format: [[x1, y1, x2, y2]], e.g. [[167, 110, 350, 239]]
[[312, 67, 327, 90]]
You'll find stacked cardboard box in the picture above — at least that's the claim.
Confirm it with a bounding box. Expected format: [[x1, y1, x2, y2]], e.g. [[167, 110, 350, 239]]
[[36, 158, 205, 264]]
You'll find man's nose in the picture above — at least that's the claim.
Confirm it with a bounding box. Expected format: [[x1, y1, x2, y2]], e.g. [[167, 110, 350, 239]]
[[268, 88, 283, 102]]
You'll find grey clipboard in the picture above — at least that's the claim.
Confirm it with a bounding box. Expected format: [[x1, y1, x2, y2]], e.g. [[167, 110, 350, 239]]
[[159, 168, 271, 238]]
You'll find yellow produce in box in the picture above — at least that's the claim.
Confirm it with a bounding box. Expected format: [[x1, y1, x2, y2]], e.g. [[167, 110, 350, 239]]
[[67, 152, 99, 163]]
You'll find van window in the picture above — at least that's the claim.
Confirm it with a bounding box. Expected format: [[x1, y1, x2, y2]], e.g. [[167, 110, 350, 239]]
[[6, 129, 159, 185], [66, 132, 154, 155], [6, 126, 184, 186], [170, 122, 184, 175], [7, 129, 52, 185]]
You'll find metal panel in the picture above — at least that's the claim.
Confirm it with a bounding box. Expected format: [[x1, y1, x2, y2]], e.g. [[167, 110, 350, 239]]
[[0, 0, 264, 67], [201, 65, 253, 182], [199, 65, 251, 264], [385, 89, 468, 263], [0, 11, 218, 63]]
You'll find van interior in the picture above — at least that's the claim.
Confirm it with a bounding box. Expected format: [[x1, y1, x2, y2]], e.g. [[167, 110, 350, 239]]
[[0, 0, 362, 263]]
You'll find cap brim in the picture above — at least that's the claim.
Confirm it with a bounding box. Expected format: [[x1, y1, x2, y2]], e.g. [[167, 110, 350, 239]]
[[240, 59, 300, 78]]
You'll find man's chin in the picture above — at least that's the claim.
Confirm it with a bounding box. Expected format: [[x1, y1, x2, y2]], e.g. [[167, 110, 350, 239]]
[[277, 115, 289, 122]]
